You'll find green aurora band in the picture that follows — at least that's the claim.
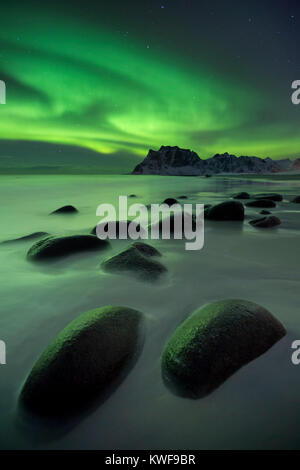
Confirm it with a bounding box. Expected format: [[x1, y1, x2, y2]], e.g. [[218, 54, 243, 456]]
[[0, 4, 299, 162]]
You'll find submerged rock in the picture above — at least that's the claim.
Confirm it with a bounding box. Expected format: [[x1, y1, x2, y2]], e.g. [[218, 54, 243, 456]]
[[162, 299, 285, 398], [102, 246, 167, 281], [232, 192, 250, 199], [253, 193, 283, 202], [291, 196, 300, 203], [249, 216, 281, 228], [246, 199, 276, 208], [1, 232, 49, 244], [50, 205, 78, 214], [20, 306, 144, 417], [27, 235, 109, 261], [132, 241, 162, 257], [205, 201, 244, 221]]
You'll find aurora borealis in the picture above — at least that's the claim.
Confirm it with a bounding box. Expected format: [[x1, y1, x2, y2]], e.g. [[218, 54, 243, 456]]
[[1, 0, 300, 171]]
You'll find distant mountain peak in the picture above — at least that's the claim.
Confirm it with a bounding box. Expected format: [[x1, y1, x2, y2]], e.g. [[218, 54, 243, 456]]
[[132, 146, 292, 175]]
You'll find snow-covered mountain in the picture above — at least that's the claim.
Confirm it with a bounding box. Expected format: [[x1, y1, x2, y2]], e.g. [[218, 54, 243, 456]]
[[132, 146, 293, 175]]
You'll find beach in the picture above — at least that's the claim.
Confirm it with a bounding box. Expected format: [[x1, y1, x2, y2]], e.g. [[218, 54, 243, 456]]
[[0, 173, 299, 450]]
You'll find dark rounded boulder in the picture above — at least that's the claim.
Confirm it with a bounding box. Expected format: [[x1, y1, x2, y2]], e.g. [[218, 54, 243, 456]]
[[205, 201, 244, 221], [131, 241, 162, 257], [20, 306, 144, 417], [249, 215, 281, 228], [50, 205, 78, 214], [27, 235, 109, 261], [102, 246, 167, 281], [161, 299, 285, 398], [128, 194, 137, 198], [246, 199, 276, 208], [253, 193, 283, 202], [162, 198, 179, 206], [291, 196, 300, 203], [232, 192, 250, 199]]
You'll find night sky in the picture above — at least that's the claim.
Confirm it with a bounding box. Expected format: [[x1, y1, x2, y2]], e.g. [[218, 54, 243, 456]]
[[1, 0, 300, 171]]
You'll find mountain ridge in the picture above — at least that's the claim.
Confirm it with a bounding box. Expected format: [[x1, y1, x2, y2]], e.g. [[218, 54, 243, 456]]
[[132, 146, 294, 175]]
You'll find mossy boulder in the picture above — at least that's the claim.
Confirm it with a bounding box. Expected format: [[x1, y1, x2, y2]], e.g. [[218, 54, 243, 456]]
[[291, 196, 300, 203], [102, 246, 167, 281], [20, 306, 144, 417], [1, 232, 49, 244], [162, 299, 285, 398], [249, 215, 281, 228], [50, 205, 78, 214], [232, 192, 250, 199], [246, 199, 276, 208], [253, 193, 283, 202], [205, 201, 244, 221], [27, 235, 109, 261]]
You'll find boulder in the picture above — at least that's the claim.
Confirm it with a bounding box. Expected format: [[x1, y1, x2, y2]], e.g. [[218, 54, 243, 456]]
[[20, 306, 144, 417], [205, 201, 244, 221], [50, 205, 78, 214], [162, 198, 179, 206], [27, 235, 109, 261], [131, 242, 162, 257], [128, 194, 137, 198], [1, 232, 49, 244], [232, 192, 250, 199], [246, 199, 276, 208], [162, 299, 285, 398], [291, 196, 300, 203], [102, 246, 167, 281], [249, 216, 281, 228], [253, 193, 283, 202]]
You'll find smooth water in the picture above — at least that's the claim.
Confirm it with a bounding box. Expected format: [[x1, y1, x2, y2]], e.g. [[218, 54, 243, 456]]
[[0, 174, 299, 450]]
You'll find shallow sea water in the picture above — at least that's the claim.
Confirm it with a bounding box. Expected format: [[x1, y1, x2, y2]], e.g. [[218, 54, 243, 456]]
[[0, 173, 299, 450]]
